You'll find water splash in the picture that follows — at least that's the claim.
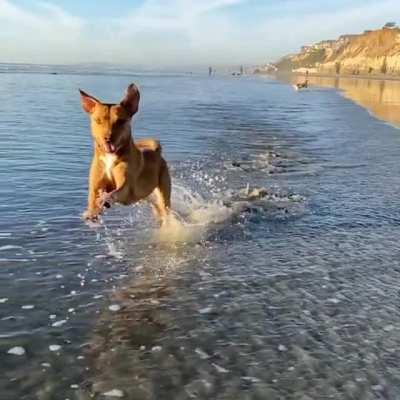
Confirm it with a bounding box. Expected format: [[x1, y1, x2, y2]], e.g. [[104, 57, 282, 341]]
[[155, 183, 236, 244]]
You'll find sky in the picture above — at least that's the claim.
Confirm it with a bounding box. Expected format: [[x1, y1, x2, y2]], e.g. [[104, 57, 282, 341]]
[[0, 0, 399, 66]]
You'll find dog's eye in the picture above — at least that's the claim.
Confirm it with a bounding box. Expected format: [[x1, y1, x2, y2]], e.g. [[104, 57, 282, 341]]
[[95, 118, 102, 125]]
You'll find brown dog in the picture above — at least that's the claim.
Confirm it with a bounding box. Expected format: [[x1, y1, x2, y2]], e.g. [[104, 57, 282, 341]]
[[79, 83, 171, 223]]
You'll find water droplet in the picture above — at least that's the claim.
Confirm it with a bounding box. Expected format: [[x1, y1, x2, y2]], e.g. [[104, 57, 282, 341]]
[[7, 346, 26, 356], [102, 389, 124, 397], [21, 305, 35, 310], [52, 320, 67, 328]]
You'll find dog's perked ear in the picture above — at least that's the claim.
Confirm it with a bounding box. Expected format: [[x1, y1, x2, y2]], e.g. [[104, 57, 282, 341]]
[[120, 83, 140, 117], [79, 89, 100, 114]]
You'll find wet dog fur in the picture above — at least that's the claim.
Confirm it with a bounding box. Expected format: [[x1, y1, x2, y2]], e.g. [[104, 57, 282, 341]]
[[79, 83, 171, 223]]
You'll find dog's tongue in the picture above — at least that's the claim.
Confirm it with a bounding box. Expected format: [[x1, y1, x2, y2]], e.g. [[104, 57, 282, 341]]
[[104, 142, 116, 153]]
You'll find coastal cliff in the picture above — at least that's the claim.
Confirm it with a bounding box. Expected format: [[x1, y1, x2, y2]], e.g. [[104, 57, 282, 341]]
[[273, 24, 400, 76]]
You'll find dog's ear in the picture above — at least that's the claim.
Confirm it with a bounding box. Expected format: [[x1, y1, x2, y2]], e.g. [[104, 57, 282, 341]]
[[79, 89, 100, 114], [120, 83, 140, 117]]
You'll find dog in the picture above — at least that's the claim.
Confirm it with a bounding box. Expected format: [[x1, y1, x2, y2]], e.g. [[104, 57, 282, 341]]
[[293, 80, 308, 90], [79, 83, 171, 223]]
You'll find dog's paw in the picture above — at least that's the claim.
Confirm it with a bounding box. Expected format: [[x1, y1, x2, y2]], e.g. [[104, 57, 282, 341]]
[[82, 209, 99, 222], [96, 191, 113, 209]]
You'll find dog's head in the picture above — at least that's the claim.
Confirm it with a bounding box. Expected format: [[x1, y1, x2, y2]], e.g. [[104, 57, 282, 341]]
[[79, 83, 140, 154]]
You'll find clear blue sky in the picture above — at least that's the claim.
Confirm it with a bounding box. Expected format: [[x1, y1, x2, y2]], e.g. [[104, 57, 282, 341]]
[[1, 0, 399, 65]]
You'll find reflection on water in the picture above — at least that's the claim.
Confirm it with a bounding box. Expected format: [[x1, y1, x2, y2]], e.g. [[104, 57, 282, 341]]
[[293, 75, 400, 128], [86, 244, 201, 399]]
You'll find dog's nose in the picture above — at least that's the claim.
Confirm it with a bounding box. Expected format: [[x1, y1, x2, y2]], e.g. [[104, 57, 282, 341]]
[[105, 137, 111, 143]]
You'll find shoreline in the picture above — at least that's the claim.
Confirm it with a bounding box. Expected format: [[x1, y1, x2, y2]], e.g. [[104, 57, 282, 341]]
[[267, 71, 400, 83], [268, 72, 400, 129]]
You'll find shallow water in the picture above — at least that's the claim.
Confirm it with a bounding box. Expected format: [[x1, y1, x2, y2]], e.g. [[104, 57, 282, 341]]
[[1, 68, 400, 400]]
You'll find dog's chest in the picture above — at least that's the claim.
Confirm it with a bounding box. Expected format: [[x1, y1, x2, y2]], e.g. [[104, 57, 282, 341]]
[[100, 154, 117, 180]]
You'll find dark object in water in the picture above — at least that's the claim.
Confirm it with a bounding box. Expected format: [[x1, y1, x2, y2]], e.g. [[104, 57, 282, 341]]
[[232, 161, 241, 167], [294, 80, 308, 90]]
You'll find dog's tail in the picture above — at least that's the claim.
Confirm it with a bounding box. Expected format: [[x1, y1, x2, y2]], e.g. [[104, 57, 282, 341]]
[[135, 138, 162, 154]]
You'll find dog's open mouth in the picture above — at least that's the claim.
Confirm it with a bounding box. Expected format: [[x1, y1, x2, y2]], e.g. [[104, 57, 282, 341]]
[[104, 142, 117, 153]]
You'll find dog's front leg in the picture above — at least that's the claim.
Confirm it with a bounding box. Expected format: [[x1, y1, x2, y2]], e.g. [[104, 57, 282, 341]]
[[96, 163, 130, 209], [96, 185, 130, 209], [83, 159, 106, 221]]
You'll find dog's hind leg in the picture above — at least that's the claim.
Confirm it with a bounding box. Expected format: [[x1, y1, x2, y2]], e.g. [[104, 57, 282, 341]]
[[159, 158, 171, 210], [151, 159, 171, 224]]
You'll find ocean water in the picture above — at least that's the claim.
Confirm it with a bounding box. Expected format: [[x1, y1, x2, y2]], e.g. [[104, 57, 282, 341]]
[[1, 68, 400, 400]]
